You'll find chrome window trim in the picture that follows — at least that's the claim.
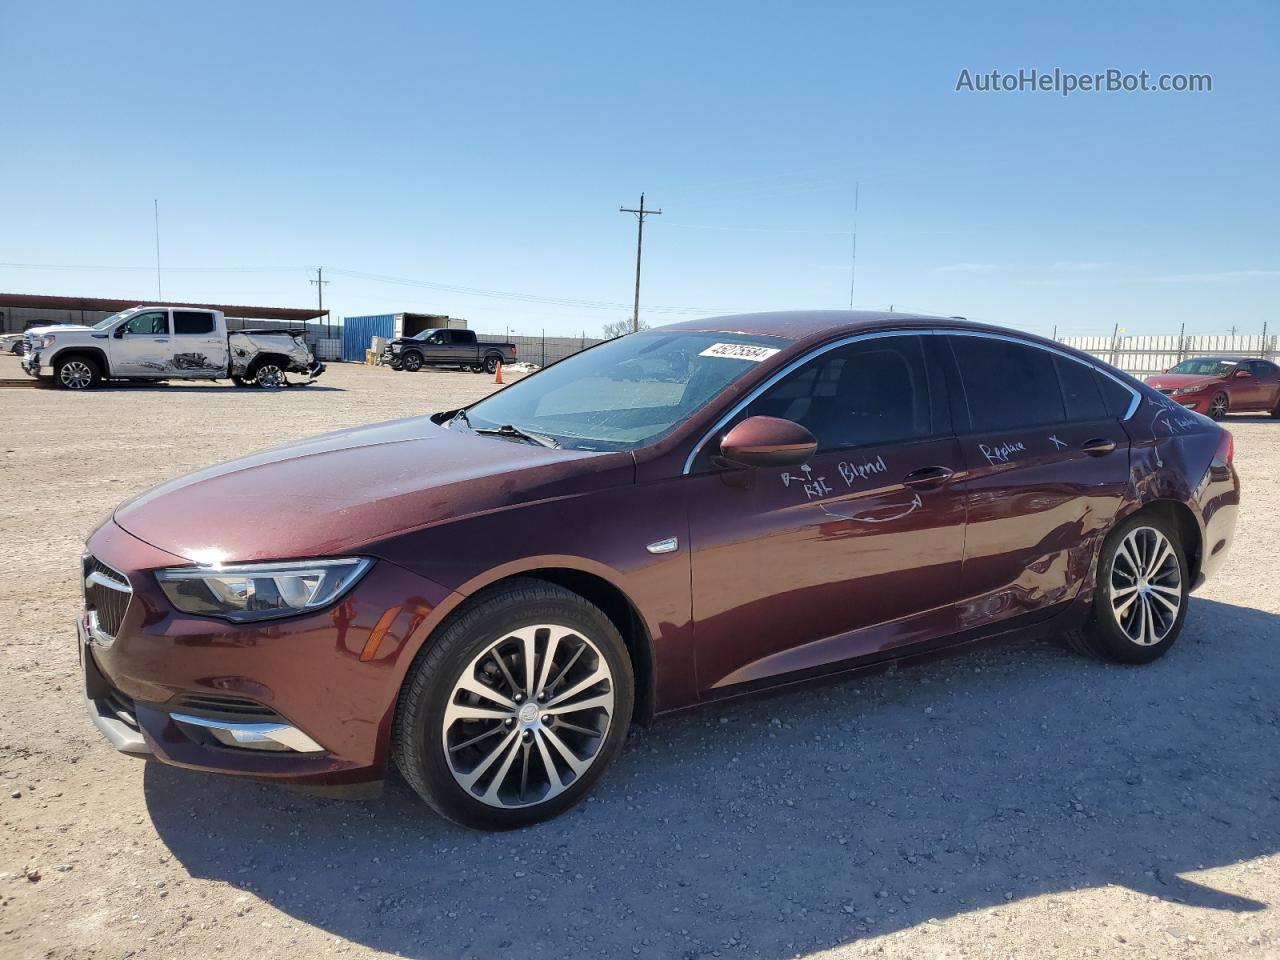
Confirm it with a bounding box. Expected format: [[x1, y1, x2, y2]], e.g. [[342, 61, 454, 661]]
[[945, 329, 1142, 421], [681, 327, 1142, 475]]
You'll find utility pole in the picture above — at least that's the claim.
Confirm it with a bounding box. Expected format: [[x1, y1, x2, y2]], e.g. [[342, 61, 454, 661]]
[[310, 266, 330, 339], [153, 200, 162, 300], [619, 193, 662, 333]]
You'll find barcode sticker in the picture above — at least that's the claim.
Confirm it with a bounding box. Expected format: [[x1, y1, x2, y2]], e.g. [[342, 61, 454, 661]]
[[699, 342, 780, 362]]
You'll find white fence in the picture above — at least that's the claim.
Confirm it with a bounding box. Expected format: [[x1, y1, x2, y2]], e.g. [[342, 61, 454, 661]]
[[1059, 332, 1279, 378]]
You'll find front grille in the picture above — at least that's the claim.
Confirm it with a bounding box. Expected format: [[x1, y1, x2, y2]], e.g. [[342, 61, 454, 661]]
[[84, 557, 132, 640]]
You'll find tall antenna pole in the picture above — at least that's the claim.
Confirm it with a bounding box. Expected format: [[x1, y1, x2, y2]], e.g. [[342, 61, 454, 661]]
[[848, 181, 859, 310], [619, 193, 662, 333], [153, 199, 162, 300]]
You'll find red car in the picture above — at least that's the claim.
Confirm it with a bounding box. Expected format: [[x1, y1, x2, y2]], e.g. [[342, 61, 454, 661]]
[[80, 312, 1240, 828], [1146, 356, 1280, 420]]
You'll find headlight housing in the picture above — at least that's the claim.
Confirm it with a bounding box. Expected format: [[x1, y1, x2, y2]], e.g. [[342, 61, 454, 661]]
[[155, 558, 372, 622], [1170, 385, 1205, 396]]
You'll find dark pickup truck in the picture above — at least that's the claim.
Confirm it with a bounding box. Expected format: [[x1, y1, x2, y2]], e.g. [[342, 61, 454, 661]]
[[388, 329, 517, 374]]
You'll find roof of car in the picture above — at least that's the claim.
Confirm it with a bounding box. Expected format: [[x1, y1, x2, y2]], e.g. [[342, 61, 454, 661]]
[[1183, 356, 1265, 363], [657, 310, 1012, 342]]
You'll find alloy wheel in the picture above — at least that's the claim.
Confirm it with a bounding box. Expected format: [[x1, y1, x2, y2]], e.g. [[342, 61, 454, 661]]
[[1210, 394, 1228, 419], [255, 364, 286, 389], [1109, 526, 1182, 646], [59, 360, 94, 389], [441, 624, 615, 809]]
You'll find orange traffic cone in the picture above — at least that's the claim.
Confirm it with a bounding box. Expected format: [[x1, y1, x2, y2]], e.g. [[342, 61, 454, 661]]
[[494, 360, 503, 384]]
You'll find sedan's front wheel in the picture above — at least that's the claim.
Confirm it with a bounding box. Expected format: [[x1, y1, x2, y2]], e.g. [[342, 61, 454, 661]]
[[1067, 512, 1188, 663], [393, 579, 633, 829]]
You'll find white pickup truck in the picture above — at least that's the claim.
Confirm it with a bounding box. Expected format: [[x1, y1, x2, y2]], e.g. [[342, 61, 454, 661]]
[[20, 305, 324, 390]]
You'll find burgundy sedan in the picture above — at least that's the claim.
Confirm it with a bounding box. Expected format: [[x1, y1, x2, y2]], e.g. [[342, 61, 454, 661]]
[[80, 312, 1239, 829], [1146, 356, 1280, 420]]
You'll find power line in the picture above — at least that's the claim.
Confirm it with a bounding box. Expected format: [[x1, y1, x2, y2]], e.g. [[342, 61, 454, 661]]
[[0, 260, 737, 316], [619, 193, 662, 333]]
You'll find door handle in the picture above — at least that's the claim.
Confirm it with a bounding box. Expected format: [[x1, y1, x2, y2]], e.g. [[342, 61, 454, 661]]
[[902, 465, 954, 489], [153, 338, 169, 343], [1081, 438, 1116, 456]]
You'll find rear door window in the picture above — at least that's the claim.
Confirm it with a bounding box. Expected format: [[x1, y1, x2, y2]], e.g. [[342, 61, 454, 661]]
[[949, 336, 1066, 430], [1054, 355, 1109, 421], [172, 311, 215, 335]]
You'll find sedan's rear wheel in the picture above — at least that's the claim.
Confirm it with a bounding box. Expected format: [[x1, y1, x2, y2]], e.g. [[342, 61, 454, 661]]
[[393, 579, 633, 829], [1209, 393, 1228, 420], [1067, 513, 1188, 663]]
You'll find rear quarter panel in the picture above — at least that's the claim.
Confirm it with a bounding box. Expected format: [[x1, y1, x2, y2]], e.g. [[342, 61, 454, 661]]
[[1121, 392, 1239, 583]]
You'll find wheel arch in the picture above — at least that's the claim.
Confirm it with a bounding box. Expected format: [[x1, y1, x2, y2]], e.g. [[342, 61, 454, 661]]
[[1121, 498, 1204, 584], [49, 345, 109, 374], [403, 562, 657, 725], [247, 352, 291, 374]]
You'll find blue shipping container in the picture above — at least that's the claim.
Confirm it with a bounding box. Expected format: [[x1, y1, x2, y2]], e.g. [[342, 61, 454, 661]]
[[342, 314, 396, 362]]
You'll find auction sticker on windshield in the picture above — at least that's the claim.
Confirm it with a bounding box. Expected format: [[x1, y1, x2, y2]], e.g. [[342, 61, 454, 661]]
[[699, 342, 781, 362]]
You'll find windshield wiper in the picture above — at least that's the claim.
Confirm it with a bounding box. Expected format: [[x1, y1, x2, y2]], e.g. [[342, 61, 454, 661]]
[[472, 423, 560, 448], [449, 408, 472, 429]]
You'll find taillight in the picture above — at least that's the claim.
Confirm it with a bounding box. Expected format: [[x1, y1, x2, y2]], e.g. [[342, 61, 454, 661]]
[[1214, 430, 1234, 465]]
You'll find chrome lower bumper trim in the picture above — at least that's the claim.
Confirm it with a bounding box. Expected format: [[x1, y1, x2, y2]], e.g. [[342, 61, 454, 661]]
[[169, 712, 325, 753]]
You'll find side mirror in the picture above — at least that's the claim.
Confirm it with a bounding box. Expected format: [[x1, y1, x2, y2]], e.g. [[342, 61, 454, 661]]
[[719, 416, 817, 468], [1234, 369, 1251, 379], [114, 326, 126, 338]]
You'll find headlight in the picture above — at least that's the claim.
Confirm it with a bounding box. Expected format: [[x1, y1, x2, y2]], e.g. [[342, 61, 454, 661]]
[[34, 335, 53, 348], [155, 558, 372, 622], [1170, 385, 1204, 396]]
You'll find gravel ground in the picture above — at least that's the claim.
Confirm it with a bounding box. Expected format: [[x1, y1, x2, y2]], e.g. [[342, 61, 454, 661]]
[[1, 354, 1277, 960]]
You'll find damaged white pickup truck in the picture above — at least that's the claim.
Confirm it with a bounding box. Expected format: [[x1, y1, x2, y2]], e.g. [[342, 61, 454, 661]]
[[20, 306, 325, 390]]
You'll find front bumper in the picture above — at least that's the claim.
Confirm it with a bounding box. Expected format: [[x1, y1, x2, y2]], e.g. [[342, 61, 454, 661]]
[[20, 352, 41, 377], [79, 520, 458, 784]]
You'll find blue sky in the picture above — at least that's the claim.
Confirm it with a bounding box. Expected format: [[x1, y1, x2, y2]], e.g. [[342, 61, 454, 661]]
[[1, 1, 1275, 337]]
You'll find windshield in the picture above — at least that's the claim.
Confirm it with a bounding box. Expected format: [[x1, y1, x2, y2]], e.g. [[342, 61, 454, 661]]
[[92, 310, 134, 330], [462, 331, 790, 451], [1168, 358, 1238, 377]]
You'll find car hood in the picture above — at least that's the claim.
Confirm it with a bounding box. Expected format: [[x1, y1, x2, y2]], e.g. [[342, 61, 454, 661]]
[[113, 416, 633, 564], [1145, 373, 1222, 390], [27, 324, 93, 334]]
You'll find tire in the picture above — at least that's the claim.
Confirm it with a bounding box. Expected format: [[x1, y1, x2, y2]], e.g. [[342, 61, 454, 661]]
[[252, 362, 287, 389], [1270, 397, 1280, 419], [1208, 393, 1228, 420], [469, 363, 484, 374], [483, 355, 500, 375], [8, 342, 21, 355], [401, 352, 423, 372], [392, 578, 634, 829], [55, 354, 101, 390], [1065, 512, 1189, 664]]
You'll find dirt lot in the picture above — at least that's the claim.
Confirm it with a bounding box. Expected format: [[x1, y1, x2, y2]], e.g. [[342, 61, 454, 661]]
[[1, 354, 1278, 960]]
